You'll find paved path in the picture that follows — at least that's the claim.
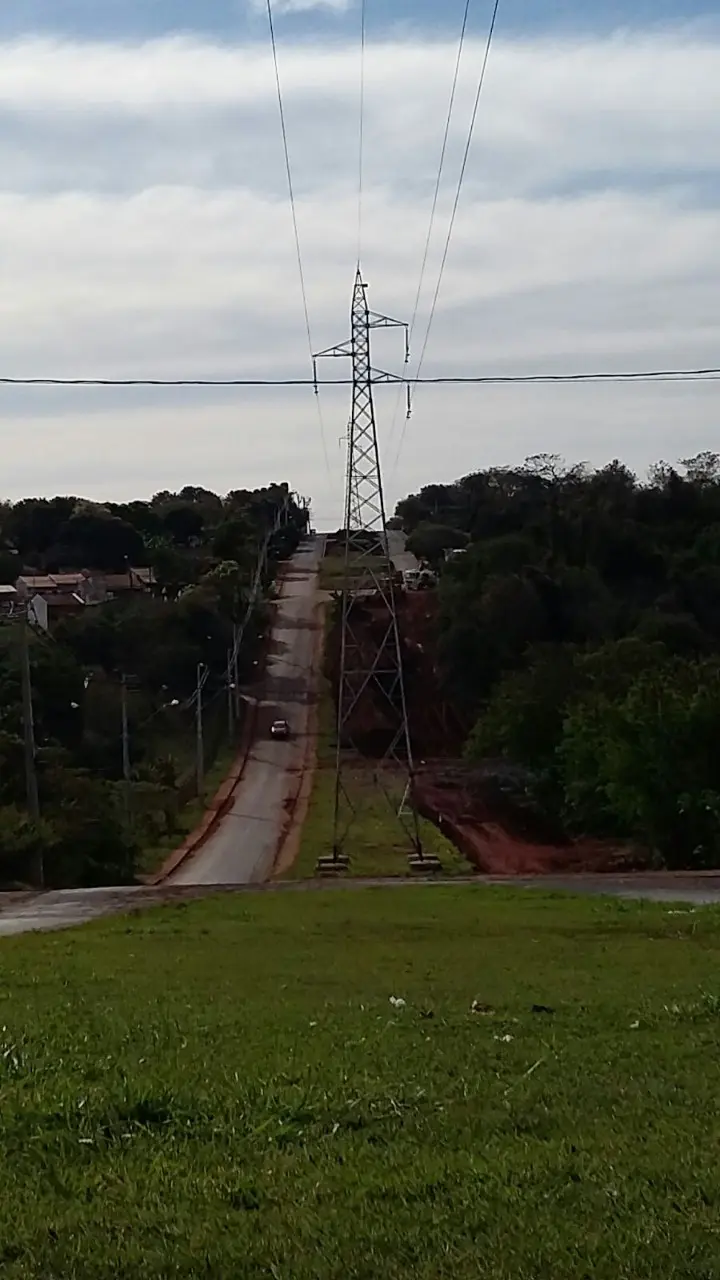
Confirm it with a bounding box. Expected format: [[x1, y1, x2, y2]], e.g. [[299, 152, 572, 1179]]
[[170, 537, 323, 886], [2, 874, 720, 938]]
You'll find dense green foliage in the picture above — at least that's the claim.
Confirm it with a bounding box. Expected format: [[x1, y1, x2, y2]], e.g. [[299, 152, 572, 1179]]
[[397, 452, 720, 865], [0, 485, 307, 887]]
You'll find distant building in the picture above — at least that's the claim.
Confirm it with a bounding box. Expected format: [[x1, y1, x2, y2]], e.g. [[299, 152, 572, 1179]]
[[28, 592, 86, 633], [16, 567, 155, 607], [103, 567, 156, 598], [17, 566, 156, 633], [0, 584, 18, 616]]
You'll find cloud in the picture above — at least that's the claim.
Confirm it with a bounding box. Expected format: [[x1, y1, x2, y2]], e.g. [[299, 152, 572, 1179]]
[[0, 27, 718, 521]]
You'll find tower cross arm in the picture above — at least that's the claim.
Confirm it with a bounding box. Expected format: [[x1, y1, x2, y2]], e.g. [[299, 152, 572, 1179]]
[[368, 313, 410, 363], [313, 341, 353, 360], [368, 311, 406, 330], [313, 339, 352, 393]]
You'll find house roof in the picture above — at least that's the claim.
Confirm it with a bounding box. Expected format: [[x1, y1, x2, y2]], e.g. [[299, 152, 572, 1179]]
[[18, 575, 57, 590], [105, 568, 156, 591], [47, 594, 86, 611], [19, 567, 154, 593]]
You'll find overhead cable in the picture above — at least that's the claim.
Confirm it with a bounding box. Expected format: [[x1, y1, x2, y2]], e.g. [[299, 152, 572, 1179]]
[[393, 0, 502, 471], [265, 0, 332, 474], [387, 0, 473, 453], [357, 0, 367, 261], [2, 367, 719, 387]]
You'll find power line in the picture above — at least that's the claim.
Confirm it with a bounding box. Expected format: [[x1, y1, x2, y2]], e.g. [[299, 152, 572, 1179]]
[[414, 0, 501, 380], [265, 0, 331, 475], [408, 1, 473, 357], [1, 367, 719, 387], [393, 0, 501, 471], [357, 0, 367, 261], [387, 0, 473, 455]]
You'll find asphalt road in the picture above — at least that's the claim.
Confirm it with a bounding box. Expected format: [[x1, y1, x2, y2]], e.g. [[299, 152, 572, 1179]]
[[170, 536, 323, 886]]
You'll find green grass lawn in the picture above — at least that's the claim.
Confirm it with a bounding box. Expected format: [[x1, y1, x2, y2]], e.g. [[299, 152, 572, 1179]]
[[288, 675, 467, 878], [318, 552, 392, 592], [1, 887, 719, 1277]]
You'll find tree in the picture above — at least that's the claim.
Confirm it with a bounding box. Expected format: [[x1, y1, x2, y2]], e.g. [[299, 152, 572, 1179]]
[[680, 451, 720, 487], [438, 572, 549, 709], [202, 561, 248, 621], [212, 514, 255, 562], [406, 523, 469, 566], [158, 502, 206, 548], [560, 658, 720, 867], [49, 508, 146, 571], [5, 497, 77, 560], [0, 476, 305, 891], [466, 644, 578, 776]]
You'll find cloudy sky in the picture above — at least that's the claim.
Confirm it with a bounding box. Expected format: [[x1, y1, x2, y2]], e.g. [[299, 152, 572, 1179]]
[[0, 1, 719, 523]]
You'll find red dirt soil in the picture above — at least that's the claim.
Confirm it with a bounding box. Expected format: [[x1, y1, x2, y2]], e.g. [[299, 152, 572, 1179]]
[[414, 763, 649, 876], [326, 589, 650, 876], [325, 590, 466, 755]]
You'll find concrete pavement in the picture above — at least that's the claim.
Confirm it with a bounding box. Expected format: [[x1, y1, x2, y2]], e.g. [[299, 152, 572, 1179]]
[[170, 536, 323, 886], [386, 529, 419, 575], [3, 875, 720, 939]]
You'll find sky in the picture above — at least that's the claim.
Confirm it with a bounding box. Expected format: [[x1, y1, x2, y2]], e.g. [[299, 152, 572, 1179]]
[[0, 1, 719, 524]]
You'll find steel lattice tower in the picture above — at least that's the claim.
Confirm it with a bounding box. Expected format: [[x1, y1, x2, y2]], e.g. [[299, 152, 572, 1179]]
[[314, 269, 437, 873]]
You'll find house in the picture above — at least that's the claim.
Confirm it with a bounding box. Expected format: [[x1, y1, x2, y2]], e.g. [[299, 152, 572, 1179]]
[[17, 567, 155, 607], [103, 566, 156, 597], [0, 584, 18, 616], [28, 592, 86, 633], [16, 574, 62, 600]]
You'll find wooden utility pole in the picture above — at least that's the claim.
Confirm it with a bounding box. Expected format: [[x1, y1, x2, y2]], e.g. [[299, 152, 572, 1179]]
[[19, 614, 43, 888], [196, 663, 205, 796], [121, 673, 132, 833], [232, 625, 241, 720], [227, 649, 235, 739]]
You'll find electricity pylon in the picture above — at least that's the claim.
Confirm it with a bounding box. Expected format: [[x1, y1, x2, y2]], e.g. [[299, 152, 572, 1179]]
[[313, 267, 437, 874]]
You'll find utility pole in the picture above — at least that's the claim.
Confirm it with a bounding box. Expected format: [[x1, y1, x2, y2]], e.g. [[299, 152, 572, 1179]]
[[120, 673, 132, 833], [232, 624, 241, 720], [227, 648, 235, 739], [19, 612, 43, 888], [313, 268, 436, 874], [196, 662, 205, 797]]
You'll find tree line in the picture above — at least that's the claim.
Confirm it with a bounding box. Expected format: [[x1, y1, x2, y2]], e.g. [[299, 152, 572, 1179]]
[[0, 484, 307, 888], [396, 452, 720, 868]]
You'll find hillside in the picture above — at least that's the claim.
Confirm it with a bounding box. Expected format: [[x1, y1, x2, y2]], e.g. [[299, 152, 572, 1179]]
[[393, 452, 720, 870], [0, 484, 308, 890]]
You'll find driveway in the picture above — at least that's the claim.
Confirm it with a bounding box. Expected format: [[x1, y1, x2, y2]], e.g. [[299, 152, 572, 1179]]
[[170, 536, 323, 886]]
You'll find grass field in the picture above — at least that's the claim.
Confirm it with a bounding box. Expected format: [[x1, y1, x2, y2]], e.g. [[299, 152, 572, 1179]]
[[287, 674, 467, 878], [1, 887, 719, 1277], [318, 552, 393, 592]]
